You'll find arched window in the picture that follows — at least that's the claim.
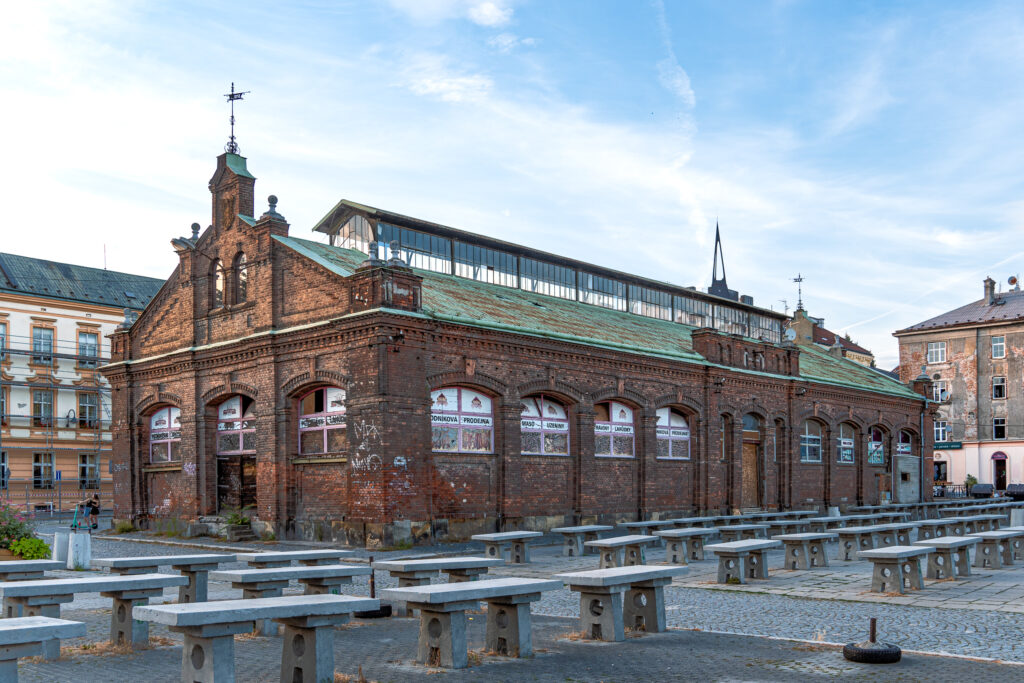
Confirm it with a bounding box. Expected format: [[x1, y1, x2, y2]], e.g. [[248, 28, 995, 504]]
[[216, 395, 256, 454], [430, 387, 493, 453], [595, 401, 635, 457], [897, 430, 915, 457], [234, 253, 248, 304], [520, 394, 569, 456], [799, 420, 822, 462], [837, 423, 856, 463], [656, 408, 690, 459], [868, 427, 886, 464], [211, 259, 225, 308], [298, 387, 347, 455], [149, 406, 181, 463]]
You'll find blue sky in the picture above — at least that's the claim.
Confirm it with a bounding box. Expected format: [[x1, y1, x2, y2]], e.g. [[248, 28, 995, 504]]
[[3, 0, 1024, 367]]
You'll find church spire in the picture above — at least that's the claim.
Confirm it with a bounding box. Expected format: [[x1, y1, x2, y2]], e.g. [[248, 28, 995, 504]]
[[707, 222, 739, 301]]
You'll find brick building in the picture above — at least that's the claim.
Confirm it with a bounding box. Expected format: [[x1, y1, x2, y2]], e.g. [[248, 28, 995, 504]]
[[896, 277, 1024, 492], [102, 151, 932, 546]]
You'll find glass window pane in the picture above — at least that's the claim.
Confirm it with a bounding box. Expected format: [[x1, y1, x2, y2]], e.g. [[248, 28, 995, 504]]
[[545, 432, 569, 455], [326, 427, 348, 452], [300, 430, 324, 455], [595, 434, 612, 455], [461, 429, 491, 452], [521, 431, 542, 454], [432, 427, 458, 452]]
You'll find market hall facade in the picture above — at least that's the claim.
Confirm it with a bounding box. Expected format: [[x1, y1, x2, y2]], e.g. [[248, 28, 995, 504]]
[[101, 151, 933, 545]]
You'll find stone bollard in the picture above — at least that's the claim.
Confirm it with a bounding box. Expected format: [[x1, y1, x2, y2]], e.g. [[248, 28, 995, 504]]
[[53, 531, 70, 564], [67, 532, 91, 570]]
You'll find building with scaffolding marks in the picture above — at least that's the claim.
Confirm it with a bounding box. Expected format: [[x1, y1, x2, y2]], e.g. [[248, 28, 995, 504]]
[[0, 253, 162, 514]]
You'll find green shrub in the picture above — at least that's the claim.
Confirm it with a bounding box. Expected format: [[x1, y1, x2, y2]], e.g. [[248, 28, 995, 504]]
[[114, 520, 137, 534], [965, 474, 979, 489], [10, 537, 50, 560], [0, 503, 34, 550], [223, 506, 252, 526]]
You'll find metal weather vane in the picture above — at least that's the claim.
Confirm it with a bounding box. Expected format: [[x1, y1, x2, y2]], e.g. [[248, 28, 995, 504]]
[[224, 82, 250, 154]]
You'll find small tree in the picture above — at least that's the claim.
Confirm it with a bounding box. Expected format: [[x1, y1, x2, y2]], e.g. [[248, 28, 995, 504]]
[[965, 474, 978, 489]]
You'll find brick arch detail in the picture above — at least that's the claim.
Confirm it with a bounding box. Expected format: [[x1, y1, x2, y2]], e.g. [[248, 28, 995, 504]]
[[514, 379, 586, 405], [651, 393, 703, 419], [135, 392, 181, 416], [427, 371, 508, 397], [590, 386, 650, 414]]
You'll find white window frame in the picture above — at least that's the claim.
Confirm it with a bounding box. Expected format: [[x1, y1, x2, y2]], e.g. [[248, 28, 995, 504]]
[[992, 336, 1006, 359], [926, 341, 946, 364], [799, 421, 822, 463], [993, 376, 1007, 400], [934, 420, 948, 443], [931, 381, 948, 402]]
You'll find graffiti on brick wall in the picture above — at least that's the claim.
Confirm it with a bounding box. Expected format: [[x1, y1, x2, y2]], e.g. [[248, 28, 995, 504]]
[[351, 419, 383, 472], [183, 462, 196, 477]]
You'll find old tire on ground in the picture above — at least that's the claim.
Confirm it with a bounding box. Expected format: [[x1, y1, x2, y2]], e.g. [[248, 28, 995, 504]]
[[843, 641, 902, 664]]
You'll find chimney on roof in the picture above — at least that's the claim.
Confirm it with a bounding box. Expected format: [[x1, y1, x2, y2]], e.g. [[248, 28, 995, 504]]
[[828, 334, 845, 359], [985, 277, 996, 305]]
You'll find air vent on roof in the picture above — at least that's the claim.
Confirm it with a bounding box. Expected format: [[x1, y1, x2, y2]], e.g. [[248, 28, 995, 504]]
[[125, 291, 136, 299], [531, 301, 546, 308]]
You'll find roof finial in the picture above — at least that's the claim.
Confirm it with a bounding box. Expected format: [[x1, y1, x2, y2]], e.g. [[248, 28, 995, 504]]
[[793, 273, 804, 311], [707, 221, 738, 301], [224, 82, 250, 155]]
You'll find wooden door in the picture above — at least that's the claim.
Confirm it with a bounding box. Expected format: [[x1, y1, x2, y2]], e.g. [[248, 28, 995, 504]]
[[741, 442, 760, 509], [995, 460, 1007, 490]]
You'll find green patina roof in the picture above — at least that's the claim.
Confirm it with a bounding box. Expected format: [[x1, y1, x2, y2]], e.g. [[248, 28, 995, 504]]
[[225, 153, 255, 179], [0, 252, 164, 310], [274, 236, 921, 400]]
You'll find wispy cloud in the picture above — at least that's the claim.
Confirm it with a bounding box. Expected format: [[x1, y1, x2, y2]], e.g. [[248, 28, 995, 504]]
[[384, 0, 514, 27], [652, 0, 695, 108]]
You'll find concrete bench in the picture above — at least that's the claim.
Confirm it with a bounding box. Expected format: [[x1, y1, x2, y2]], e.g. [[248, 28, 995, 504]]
[[875, 522, 920, 546], [774, 533, 837, 569], [371, 556, 503, 616], [235, 550, 352, 569], [716, 523, 769, 542], [669, 516, 721, 528], [617, 520, 675, 546], [471, 531, 543, 564], [0, 616, 86, 682], [858, 546, 932, 594], [655, 528, 718, 564], [916, 519, 962, 541], [554, 565, 687, 641], [211, 564, 370, 635], [1000, 526, 1024, 561], [974, 514, 1009, 531], [0, 572, 187, 658], [912, 537, 978, 579], [803, 516, 845, 533], [765, 520, 809, 536], [835, 525, 893, 561], [967, 530, 1024, 569], [134, 593, 376, 683], [93, 553, 235, 603], [0, 560, 66, 618], [705, 539, 782, 584], [549, 525, 614, 556], [585, 535, 661, 568], [380, 577, 561, 668]]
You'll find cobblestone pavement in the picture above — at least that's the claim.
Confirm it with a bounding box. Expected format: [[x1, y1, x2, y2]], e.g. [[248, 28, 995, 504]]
[[17, 613, 1024, 682], [30, 521, 1024, 670]]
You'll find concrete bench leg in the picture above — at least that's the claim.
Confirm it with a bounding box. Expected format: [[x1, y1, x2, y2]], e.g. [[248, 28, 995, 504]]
[[926, 550, 955, 580], [717, 554, 746, 584], [583, 532, 602, 555], [903, 558, 924, 590], [784, 542, 810, 570], [575, 588, 625, 641], [838, 539, 857, 562], [510, 542, 530, 564], [870, 560, 903, 593], [279, 621, 337, 683], [110, 597, 149, 646], [243, 588, 284, 636], [179, 570, 209, 603], [748, 550, 769, 579], [919, 527, 934, 541], [393, 576, 432, 617], [690, 537, 705, 561], [19, 602, 62, 660], [485, 598, 534, 657], [181, 632, 235, 683], [623, 580, 668, 633], [895, 529, 911, 545], [599, 548, 624, 569], [563, 535, 585, 557], [446, 568, 489, 583], [665, 539, 688, 565], [1000, 541, 1014, 566], [974, 541, 1003, 569], [0, 645, 38, 683], [416, 608, 468, 669], [954, 549, 972, 577], [1011, 538, 1024, 562], [876, 531, 897, 547], [482, 542, 506, 562], [950, 523, 965, 536], [808, 540, 828, 568], [624, 544, 646, 566]]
